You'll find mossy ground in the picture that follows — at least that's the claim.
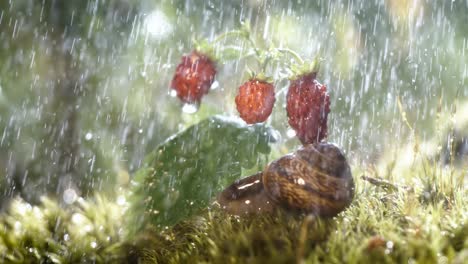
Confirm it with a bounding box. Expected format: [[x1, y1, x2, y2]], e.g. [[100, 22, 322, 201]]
[[131, 166, 467, 264], [0, 164, 468, 263], [1, 159, 466, 264]]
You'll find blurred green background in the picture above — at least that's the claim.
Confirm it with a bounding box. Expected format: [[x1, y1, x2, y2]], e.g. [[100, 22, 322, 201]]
[[1, 0, 467, 205]]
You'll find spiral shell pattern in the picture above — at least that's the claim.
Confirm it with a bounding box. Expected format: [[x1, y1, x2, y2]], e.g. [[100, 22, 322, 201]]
[[262, 142, 354, 217]]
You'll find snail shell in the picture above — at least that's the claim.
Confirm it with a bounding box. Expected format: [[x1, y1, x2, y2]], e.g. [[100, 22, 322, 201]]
[[217, 142, 354, 217]]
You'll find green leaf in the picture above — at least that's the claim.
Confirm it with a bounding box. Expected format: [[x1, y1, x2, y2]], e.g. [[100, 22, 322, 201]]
[[128, 115, 276, 232]]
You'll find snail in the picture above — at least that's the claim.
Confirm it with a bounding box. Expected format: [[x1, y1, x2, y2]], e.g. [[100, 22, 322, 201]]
[[217, 142, 355, 217]]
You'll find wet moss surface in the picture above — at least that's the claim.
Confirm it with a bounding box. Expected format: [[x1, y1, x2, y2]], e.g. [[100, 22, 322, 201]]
[[1, 165, 466, 264]]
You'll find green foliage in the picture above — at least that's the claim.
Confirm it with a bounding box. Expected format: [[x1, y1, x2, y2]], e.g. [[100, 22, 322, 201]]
[[128, 115, 275, 230]]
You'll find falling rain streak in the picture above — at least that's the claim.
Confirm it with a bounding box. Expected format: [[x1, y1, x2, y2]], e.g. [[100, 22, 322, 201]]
[[0, 0, 467, 262]]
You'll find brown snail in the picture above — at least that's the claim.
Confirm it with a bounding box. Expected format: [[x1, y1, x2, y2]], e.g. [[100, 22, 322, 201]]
[[217, 142, 355, 217]]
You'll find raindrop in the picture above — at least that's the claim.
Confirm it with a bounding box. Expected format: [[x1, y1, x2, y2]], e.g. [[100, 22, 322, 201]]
[[211, 80, 219, 90], [71, 213, 85, 225], [85, 132, 93, 141], [16, 202, 32, 215], [169, 90, 177, 97], [144, 10, 173, 40], [117, 195, 126, 206], [297, 178, 305, 185], [386, 241, 394, 249], [90, 241, 97, 248], [84, 225, 93, 232], [63, 188, 78, 204], [286, 128, 296, 138], [182, 103, 199, 114], [14, 221, 22, 231]]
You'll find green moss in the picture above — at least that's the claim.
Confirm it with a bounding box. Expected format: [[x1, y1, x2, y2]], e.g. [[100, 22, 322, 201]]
[[0, 196, 128, 263], [1, 163, 467, 263], [129, 168, 467, 264]]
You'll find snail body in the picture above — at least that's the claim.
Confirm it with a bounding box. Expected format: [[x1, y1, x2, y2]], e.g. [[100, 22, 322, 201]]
[[217, 142, 354, 217]]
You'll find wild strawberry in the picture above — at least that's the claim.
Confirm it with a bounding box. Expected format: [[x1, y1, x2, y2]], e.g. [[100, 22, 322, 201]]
[[235, 79, 276, 124], [286, 72, 330, 145], [170, 51, 216, 104]]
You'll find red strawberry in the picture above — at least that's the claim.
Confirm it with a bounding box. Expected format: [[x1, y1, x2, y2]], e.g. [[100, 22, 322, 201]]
[[286, 72, 330, 145], [235, 79, 276, 124], [171, 51, 216, 104]]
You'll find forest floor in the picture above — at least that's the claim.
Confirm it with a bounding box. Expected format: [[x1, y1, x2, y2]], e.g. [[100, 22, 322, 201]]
[[132, 160, 468, 264], [1, 155, 467, 264]]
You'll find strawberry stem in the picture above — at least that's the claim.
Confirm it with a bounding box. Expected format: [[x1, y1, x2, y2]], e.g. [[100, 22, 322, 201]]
[[246, 36, 261, 57], [261, 56, 271, 72], [212, 30, 246, 43], [260, 50, 277, 73], [212, 24, 262, 62], [310, 57, 321, 73], [277, 48, 304, 65]]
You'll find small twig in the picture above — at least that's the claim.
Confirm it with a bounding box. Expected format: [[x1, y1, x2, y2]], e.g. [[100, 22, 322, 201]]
[[212, 30, 245, 43], [361, 175, 412, 192], [397, 97, 414, 132]]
